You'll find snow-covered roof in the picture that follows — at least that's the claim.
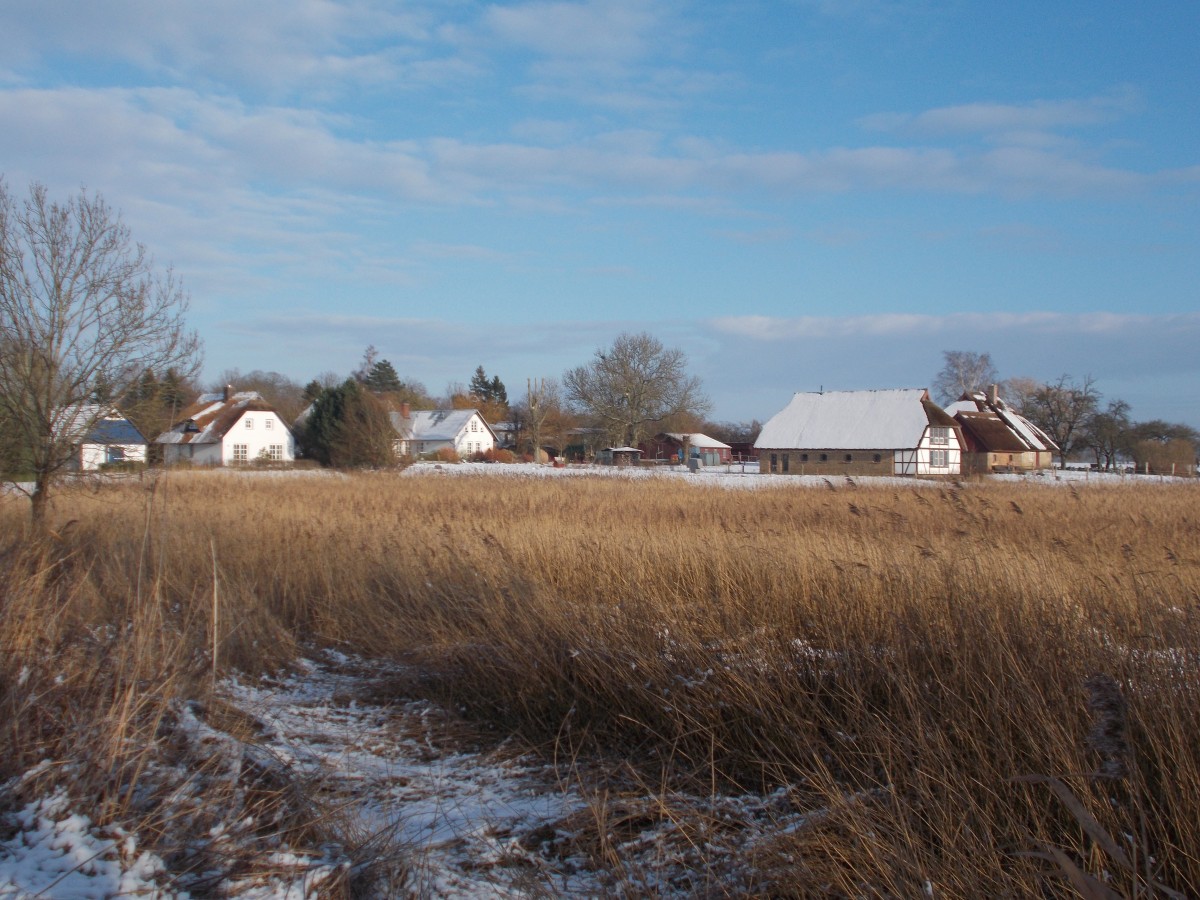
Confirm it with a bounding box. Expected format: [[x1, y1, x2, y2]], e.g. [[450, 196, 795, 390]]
[[947, 391, 1058, 453], [660, 432, 732, 450], [156, 391, 283, 445], [51, 405, 145, 445], [389, 409, 495, 442], [755, 389, 944, 450]]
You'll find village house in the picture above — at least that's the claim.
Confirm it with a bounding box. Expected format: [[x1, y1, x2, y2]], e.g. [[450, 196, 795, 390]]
[[754, 388, 964, 477], [58, 406, 148, 470], [390, 405, 496, 458], [945, 385, 1058, 473], [642, 432, 733, 466], [157, 387, 295, 465]]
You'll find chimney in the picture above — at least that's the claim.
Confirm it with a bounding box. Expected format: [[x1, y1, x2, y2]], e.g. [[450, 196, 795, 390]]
[[987, 383, 999, 406], [223, 384, 232, 402], [401, 402, 411, 419]]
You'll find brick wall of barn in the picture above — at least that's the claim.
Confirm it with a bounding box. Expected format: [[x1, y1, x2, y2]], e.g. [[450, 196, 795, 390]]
[[757, 450, 897, 476]]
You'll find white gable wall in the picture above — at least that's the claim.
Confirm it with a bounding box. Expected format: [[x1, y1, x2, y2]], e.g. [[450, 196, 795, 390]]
[[219, 411, 295, 463], [895, 424, 963, 475]]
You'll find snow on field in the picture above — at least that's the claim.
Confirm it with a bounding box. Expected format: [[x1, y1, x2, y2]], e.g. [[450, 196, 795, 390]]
[[217, 653, 599, 897], [400, 459, 1186, 489], [0, 652, 818, 897], [0, 786, 171, 899]]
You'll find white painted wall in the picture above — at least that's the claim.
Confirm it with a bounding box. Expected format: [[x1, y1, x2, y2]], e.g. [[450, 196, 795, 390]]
[[79, 442, 147, 470], [220, 410, 295, 463], [163, 410, 295, 465], [456, 413, 495, 457], [893, 427, 963, 475]]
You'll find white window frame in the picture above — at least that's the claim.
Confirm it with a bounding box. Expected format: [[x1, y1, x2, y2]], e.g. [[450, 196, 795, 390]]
[[233, 443, 248, 462], [265, 418, 274, 430], [267, 444, 283, 461], [245, 417, 254, 429], [930, 426, 949, 446], [930, 448, 948, 468]]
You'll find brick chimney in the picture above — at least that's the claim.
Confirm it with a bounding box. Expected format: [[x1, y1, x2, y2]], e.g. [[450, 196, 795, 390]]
[[987, 383, 999, 406], [224, 384, 232, 402], [401, 402, 411, 419]]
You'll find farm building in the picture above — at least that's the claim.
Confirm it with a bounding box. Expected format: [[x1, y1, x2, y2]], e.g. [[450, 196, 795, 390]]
[[390, 406, 496, 458], [642, 432, 733, 465], [755, 388, 963, 477], [945, 385, 1058, 474], [157, 388, 295, 465]]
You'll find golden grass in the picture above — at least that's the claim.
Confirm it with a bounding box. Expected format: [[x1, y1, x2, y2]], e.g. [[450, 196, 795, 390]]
[[2, 468, 1199, 895]]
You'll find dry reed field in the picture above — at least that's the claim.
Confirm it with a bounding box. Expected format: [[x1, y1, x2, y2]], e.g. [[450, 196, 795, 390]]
[[2, 469, 1199, 896]]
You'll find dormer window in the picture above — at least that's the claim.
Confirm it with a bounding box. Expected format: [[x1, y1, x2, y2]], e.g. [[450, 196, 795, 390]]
[[184, 420, 199, 433]]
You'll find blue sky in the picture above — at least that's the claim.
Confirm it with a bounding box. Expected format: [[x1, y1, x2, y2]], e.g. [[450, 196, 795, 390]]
[[2, 0, 1197, 425]]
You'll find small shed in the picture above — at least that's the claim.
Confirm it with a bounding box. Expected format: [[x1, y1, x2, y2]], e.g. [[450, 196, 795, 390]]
[[595, 446, 643, 467]]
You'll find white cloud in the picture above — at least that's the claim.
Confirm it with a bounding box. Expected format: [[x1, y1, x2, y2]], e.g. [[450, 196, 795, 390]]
[[859, 88, 1141, 138], [484, 0, 667, 65]]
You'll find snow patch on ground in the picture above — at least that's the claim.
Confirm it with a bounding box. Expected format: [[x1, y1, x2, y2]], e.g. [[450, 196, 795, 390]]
[[0, 790, 171, 899]]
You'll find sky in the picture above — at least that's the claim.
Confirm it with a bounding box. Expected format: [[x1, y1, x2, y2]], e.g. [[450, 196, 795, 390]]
[[1, 0, 1197, 426]]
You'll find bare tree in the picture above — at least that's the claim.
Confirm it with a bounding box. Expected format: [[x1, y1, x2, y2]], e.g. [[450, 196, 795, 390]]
[[998, 375, 1041, 414], [932, 350, 999, 405], [0, 180, 200, 528], [1022, 374, 1101, 468], [213, 369, 306, 423], [564, 331, 710, 447], [1082, 399, 1131, 472], [522, 377, 566, 462]]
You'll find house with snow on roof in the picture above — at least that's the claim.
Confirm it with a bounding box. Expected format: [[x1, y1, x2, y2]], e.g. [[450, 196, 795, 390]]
[[156, 387, 295, 465], [754, 388, 964, 477], [390, 404, 496, 459], [55, 405, 148, 470], [945, 384, 1057, 474]]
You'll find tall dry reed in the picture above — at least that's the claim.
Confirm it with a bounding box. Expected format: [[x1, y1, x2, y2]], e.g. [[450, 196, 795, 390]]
[[2, 468, 1198, 895]]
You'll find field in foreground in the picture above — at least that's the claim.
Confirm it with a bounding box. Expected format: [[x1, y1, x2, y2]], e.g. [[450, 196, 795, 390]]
[[2, 468, 1199, 896]]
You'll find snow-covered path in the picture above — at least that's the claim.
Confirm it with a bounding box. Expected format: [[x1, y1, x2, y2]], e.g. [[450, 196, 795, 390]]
[[1, 651, 816, 897], [221, 653, 601, 898]]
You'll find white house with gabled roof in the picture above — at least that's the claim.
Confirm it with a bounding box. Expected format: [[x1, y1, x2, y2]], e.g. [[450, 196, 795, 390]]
[[55, 405, 148, 470], [754, 388, 963, 477], [389, 407, 496, 458], [156, 388, 295, 465]]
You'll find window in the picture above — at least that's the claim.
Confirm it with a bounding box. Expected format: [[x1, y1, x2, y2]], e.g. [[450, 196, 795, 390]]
[[265, 418, 274, 430], [800, 453, 809, 463], [819, 453, 828, 462], [245, 418, 254, 429], [873, 453, 882, 463], [930, 427, 949, 445], [782, 454, 789, 473], [770, 453, 778, 473], [844, 454, 853, 463], [233, 444, 248, 462], [930, 449, 948, 468], [471, 420, 478, 432], [267, 444, 283, 461]]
